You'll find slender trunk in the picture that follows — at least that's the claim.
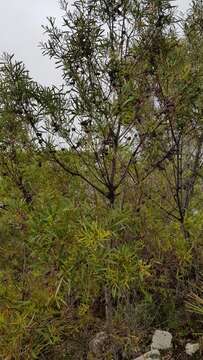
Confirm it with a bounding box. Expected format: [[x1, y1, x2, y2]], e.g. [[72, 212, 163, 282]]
[[21, 241, 27, 301], [104, 285, 113, 333], [104, 189, 115, 332], [180, 218, 190, 242]]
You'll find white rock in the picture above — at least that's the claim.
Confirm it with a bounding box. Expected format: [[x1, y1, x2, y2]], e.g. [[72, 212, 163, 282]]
[[185, 343, 200, 356], [151, 330, 172, 350], [134, 349, 161, 360]]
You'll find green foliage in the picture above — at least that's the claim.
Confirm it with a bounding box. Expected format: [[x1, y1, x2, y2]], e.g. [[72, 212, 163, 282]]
[[0, 0, 203, 358]]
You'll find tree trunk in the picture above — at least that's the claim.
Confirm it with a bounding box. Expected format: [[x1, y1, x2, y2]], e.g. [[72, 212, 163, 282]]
[[104, 189, 115, 332]]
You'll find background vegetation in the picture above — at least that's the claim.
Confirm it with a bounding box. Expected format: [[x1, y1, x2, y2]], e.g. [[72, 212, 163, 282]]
[[0, 0, 203, 358]]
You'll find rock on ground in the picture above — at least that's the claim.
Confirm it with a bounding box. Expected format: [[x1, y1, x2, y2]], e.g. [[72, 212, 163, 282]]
[[134, 349, 161, 360], [185, 343, 200, 356], [151, 330, 172, 351]]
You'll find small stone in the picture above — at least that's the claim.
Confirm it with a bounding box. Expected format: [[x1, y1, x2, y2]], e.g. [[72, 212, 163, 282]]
[[151, 330, 172, 350], [134, 349, 161, 360], [185, 343, 200, 356]]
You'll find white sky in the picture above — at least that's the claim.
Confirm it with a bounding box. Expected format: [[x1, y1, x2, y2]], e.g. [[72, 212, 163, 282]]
[[0, 0, 191, 86]]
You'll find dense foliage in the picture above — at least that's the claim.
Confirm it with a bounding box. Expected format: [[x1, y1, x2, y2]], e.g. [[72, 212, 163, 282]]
[[0, 0, 203, 358]]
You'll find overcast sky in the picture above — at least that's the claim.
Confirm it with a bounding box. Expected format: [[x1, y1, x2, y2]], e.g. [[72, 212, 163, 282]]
[[0, 0, 191, 86]]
